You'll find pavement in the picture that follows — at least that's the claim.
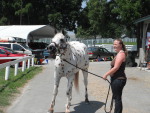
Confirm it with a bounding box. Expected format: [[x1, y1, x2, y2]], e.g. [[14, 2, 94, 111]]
[[5, 59, 150, 113]]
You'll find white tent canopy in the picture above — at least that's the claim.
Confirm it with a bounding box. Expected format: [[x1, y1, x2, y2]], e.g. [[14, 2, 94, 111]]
[[0, 25, 56, 41]]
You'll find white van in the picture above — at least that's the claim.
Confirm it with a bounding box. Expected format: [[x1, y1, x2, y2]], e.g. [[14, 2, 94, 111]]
[[0, 43, 32, 55]]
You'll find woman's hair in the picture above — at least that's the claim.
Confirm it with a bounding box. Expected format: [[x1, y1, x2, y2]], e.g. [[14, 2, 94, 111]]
[[115, 39, 128, 56]]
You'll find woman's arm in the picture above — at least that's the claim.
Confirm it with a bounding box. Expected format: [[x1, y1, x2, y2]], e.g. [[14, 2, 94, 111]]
[[102, 52, 125, 80]]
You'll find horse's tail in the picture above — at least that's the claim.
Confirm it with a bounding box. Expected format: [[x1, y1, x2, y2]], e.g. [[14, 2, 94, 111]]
[[74, 71, 79, 92]]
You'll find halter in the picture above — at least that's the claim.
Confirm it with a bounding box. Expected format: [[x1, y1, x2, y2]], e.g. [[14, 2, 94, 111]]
[[51, 42, 58, 48], [51, 41, 68, 57]]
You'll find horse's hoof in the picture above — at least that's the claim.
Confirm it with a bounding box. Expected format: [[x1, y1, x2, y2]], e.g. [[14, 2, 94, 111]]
[[86, 101, 90, 104], [47, 110, 54, 113], [85, 98, 90, 104], [65, 110, 70, 113], [65, 106, 70, 113]]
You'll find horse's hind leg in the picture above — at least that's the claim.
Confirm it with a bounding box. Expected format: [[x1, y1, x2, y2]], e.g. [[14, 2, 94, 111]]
[[48, 76, 61, 113], [82, 68, 89, 104]]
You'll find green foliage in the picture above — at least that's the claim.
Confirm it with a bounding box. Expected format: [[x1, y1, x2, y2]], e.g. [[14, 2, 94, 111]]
[[0, 0, 83, 30], [47, 0, 83, 31], [87, 0, 106, 36], [15, 3, 32, 16], [0, 0, 149, 38], [76, 26, 92, 38], [0, 16, 7, 25], [111, 0, 141, 30], [77, 0, 150, 38]]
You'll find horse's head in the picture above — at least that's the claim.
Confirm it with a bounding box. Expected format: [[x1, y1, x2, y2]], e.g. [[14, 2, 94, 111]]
[[47, 31, 68, 58]]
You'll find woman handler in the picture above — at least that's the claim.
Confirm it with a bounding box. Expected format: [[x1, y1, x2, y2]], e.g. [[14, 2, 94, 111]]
[[103, 39, 127, 113]]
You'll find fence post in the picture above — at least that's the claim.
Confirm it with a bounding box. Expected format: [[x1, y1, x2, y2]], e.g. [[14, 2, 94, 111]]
[[5, 66, 10, 80], [22, 60, 26, 72], [27, 59, 31, 69], [14, 63, 18, 76], [32, 57, 34, 66]]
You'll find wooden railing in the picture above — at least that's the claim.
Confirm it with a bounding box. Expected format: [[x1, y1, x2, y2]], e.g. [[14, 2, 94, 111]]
[[0, 56, 34, 80]]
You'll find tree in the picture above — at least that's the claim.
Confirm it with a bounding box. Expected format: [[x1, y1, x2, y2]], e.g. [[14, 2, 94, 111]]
[[77, 0, 150, 38], [77, 0, 120, 38], [14, 0, 32, 24], [0, 0, 15, 24], [76, 7, 92, 38], [47, 0, 83, 31], [111, 0, 141, 37], [1, 0, 149, 38], [0, 0, 83, 31]]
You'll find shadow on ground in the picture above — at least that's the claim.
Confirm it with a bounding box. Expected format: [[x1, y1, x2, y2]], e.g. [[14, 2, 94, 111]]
[[71, 101, 104, 113], [52, 101, 104, 113]]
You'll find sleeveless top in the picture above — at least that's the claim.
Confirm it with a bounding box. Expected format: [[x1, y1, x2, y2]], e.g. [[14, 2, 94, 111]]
[[110, 57, 126, 81]]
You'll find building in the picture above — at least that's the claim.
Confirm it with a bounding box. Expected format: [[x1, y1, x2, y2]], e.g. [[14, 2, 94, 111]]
[[134, 15, 150, 66]]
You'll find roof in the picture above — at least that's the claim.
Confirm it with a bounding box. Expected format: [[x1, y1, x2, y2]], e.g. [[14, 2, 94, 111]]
[[0, 25, 56, 40], [134, 15, 150, 24]]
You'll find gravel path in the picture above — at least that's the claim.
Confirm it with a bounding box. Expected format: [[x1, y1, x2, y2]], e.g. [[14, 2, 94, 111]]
[[88, 61, 150, 113], [5, 60, 150, 113]]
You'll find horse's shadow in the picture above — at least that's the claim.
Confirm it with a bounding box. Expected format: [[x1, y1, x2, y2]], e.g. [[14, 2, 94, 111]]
[[70, 100, 104, 113]]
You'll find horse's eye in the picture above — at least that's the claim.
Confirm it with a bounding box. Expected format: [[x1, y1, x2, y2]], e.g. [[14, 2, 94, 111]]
[[60, 39, 64, 43]]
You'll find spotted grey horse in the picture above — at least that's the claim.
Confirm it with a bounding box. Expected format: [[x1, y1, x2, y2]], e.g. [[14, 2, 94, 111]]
[[47, 31, 89, 113]]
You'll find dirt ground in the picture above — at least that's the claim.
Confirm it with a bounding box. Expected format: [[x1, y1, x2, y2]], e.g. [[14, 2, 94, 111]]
[[87, 61, 150, 113], [3, 60, 150, 113]]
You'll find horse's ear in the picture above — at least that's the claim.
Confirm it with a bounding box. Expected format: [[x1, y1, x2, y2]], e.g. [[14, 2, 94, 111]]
[[54, 29, 57, 34], [61, 29, 66, 35]]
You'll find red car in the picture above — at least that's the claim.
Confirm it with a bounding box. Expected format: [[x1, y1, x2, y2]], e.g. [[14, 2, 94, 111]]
[[0, 46, 27, 64]]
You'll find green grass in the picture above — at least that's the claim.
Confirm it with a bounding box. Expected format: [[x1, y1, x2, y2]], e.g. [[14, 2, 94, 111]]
[[0, 66, 42, 113]]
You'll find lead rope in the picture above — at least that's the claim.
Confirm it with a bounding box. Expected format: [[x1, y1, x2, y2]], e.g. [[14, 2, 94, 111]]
[[62, 59, 113, 113]]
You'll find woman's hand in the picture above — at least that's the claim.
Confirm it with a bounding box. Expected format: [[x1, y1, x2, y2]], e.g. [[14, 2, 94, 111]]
[[102, 74, 108, 80]]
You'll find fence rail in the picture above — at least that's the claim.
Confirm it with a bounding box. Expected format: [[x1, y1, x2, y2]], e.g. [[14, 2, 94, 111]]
[[89, 44, 137, 52], [0, 56, 34, 80], [78, 37, 137, 46], [69, 37, 137, 52]]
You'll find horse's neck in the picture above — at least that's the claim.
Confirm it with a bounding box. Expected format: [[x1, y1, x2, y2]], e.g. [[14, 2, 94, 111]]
[[60, 43, 72, 59]]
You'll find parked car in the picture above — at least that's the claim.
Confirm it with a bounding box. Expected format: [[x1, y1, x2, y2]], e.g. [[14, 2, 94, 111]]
[[28, 42, 49, 50], [0, 46, 27, 64], [0, 43, 32, 55], [31, 49, 50, 65], [43, 49, 50, 59], [87, 46, 114, 60]]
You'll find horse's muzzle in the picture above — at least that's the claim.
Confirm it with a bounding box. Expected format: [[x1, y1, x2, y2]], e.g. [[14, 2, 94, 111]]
[[47, 45, 57, 59]]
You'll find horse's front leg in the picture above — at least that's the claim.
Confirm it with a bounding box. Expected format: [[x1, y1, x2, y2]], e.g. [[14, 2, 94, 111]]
[[65, 75, 74, 113], [48, 75, 61, 113]]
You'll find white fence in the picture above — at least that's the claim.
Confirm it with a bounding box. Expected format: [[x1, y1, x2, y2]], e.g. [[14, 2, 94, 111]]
[[0, 56, 34, 80], [69, 37, 137, 52], [79, 38, 137, 46], [125, 45, 137, 51]]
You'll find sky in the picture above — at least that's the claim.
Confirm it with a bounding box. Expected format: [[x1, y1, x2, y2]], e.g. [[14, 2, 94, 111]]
[[82, 1, 86, 8]]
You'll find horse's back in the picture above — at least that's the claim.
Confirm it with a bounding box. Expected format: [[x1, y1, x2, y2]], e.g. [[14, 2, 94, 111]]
[[69, 41, 88, 53], [69, 41, 89, 68]]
